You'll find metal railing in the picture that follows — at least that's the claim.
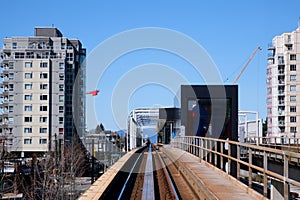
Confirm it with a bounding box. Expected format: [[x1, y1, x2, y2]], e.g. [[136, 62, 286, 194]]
[[172, 136, 300, 199], [245, 136, 300, 151]]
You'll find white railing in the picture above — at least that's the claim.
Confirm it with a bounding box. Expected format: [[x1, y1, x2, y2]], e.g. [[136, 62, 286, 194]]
[[245, 136, 300, 150], [172, 136, 300, 199]]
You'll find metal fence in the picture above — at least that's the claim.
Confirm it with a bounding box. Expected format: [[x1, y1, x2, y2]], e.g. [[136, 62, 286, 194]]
[[171, 136, 300, 199]]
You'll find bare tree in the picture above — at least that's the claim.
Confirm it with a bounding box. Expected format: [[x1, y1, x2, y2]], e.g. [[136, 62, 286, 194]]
[[19, 136, 88, 200]]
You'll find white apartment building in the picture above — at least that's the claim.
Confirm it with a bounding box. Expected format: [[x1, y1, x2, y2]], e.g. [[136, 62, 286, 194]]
[[267, 25, 300, 137], [0, 27, 86, 157]]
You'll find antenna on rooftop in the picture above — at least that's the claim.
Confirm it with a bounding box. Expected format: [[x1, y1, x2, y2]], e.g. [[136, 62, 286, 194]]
[[52, 24, 54, 28]]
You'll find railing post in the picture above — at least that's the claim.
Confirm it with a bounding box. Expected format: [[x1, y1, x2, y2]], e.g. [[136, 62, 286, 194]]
[[200, 138, 203, 161], [190, 137, 192, 153], [263, 151, 268, 197], [193, 137, 196, 155], [248, 148, 252, 189], [220, 142, 224, 171], [214, 140, 217, 166], [228, 142, 231, 175], [209, 140, 212, 164], [205, 139, 208, 162], [237, 145, 240, 180], [283, 153, 289, 200], [197, 138, 200, 157]]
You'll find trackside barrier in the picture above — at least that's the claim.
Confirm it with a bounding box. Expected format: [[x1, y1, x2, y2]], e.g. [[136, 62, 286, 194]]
[[172, 136, 300, 200]]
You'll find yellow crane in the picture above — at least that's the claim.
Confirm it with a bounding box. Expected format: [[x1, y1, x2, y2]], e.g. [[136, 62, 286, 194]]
[[233, 46, 262, 84]]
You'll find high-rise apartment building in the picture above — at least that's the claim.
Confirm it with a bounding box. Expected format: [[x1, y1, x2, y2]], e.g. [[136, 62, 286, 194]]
[[0, 27, 86, 157], [267, 26, 300, 137]]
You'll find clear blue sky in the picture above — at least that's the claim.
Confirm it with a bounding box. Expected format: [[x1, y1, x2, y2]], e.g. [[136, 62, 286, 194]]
[[1, 0, 300, 131]]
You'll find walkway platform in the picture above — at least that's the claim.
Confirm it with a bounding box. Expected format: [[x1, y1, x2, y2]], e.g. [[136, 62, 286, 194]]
[[162, 146, 266, 200]]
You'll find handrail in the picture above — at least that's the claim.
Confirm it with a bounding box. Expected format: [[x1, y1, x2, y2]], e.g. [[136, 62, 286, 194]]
[[172, 136, 300, 199]]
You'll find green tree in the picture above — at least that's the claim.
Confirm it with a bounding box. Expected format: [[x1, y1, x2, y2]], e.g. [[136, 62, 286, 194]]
[[262, 117, 267, 137], [95, 125, 101, 134], [100, 123, 105, 132]]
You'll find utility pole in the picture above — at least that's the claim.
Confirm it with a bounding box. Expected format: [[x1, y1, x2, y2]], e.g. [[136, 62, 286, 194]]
[[91, 139, 95, 184], [0, 138, 5, 196]]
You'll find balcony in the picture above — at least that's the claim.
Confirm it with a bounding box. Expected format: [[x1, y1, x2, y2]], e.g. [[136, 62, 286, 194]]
[[268, 43, 275, 50], [278, 69, 284, 75], [278, 79, 285, 85], [284, 38, 293, 45], [278, 110, 285, 116], [268, 53, 274, 60], [278, 59, 285, 65], [278, 100, 285, 105], [278, 120, 285, 126]]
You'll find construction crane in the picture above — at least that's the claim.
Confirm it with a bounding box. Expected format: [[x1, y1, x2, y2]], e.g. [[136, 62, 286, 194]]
[[233, 46, 262, 84]]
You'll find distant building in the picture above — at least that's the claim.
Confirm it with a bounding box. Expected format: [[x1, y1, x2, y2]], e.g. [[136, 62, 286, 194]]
[[0, 27, 86, 157], [84, 130, 124, 167], [267, 25, 300, 137], [127, 108, 159, 150], [157, 107, 180, 144], [238, 111, 262, 143]]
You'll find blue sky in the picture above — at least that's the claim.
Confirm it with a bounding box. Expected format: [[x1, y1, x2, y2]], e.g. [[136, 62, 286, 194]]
[[1, 0, 300, 131]]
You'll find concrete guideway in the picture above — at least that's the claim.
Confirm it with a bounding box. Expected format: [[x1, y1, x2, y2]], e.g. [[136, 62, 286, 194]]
[[79, 144, 266, 200], [78, 148, 140, 200]]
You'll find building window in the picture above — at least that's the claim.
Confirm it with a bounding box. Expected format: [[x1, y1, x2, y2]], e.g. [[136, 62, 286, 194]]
[[59, 73, 64, 80], [59, 95, 64, 102], [278, 56, 284, 64], [12, 42, 17, 49], [40, 84, 48, 90], [290, 65, 296, 71], [40, 95, 48, 100], [25, 84, 32, 90], [290, 127, 297, 133], [8, 62, 13, 70], [59, 63, 65, 69], [24, 105, 32, 111], [290, 116, 296, 123], [24, 139, 32, 144], [9, 95, 14, 102], [40, 73, 48, 79], [290, 85, 296, 91], [25, 62, 32, 68], [24, 95, 32, 101], [24, 128, 32, 133], [40, 62, 48, 68], [39, 139, 47, 144], [25, 73, 32, 79], [290, 54, 296, 60], [40, 128, 47, 133], [290, 95, 296, 102], [8, 106, 13, 113], [66, 53, 73, 61], [287, 46, 293, 51], [8, 73, 14, 80], [40, 106, 47, 111], [8, 84, 14, 91], [40, 117, 47, 123], [59, 128, 64, 134], [8, 117, 14, 124], [290, 75, 296, 82], [59, 84, 64, 91], [59, 117, 64, 124], [290, 106, 296, 112], [24, 117, 32, 122], [59, 106, 64, 113]]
